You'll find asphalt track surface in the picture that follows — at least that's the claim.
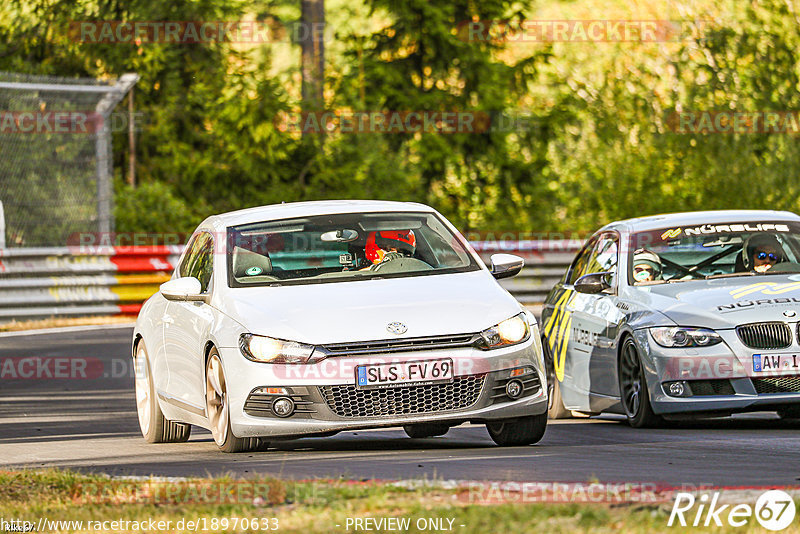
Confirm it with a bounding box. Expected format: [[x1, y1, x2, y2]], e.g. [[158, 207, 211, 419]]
[[2, 326, 800, 486]]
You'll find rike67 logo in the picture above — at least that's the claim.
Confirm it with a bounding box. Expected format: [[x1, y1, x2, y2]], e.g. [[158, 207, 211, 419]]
[[669, 490, 796, 530]]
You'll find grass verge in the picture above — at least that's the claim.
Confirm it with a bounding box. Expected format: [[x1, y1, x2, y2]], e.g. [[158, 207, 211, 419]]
[[0, 469, 793, 533]]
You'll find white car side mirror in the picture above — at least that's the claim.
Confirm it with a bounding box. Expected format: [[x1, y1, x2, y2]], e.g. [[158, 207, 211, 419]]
[[160, 277, 207, 302], [490, 254, 524, 280]]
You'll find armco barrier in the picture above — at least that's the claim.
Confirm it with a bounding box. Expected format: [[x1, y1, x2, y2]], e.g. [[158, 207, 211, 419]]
[[0, 246, 182, 321], [0, 241, 581, 322], [472, 240, 582, 303]]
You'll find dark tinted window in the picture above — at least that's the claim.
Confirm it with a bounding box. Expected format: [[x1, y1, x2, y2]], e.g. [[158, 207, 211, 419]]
[[628, 221, 800, 283], [227, 212, 479, 287], [186, 233, 213, 293], [567, 235, 599, 284], [586, 234, 619, 276], [178, 234, 202, 278]]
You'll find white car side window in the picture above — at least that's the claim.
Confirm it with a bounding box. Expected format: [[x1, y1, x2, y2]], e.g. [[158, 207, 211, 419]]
[[178, 234, 201, 278], [186, 233, 214, 293]]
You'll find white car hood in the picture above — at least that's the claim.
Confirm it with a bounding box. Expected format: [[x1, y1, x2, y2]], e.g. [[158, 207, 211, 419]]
[[217, 270, 522, 345]]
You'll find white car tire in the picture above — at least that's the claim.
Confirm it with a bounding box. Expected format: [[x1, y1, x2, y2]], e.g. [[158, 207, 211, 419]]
[[486, 413, 547, 446], [205, 348, 269, 453], [134, 341, 191, 443], [403, 423, 450, 438]]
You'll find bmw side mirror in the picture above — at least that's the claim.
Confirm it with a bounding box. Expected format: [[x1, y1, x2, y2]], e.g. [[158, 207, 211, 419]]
[[574, 272, 613, 294], [490, 254, 524, 280], [160, 277, 208, 302]]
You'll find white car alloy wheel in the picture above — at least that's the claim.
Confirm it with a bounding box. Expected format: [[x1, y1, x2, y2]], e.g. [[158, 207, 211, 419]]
[[134, 344, 151, 436], [133, 341, 191, 443], [206, 351, 229, 446], [205, 347, 267, 453]]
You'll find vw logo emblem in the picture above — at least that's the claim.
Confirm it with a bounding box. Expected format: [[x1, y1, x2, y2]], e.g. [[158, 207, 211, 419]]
[[386, 322, 408, 335], [784, 310, 797, 318]]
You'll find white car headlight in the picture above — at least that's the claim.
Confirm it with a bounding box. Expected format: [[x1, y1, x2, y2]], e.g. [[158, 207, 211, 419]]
[[239, 334, 318, 363], [649, 327, 722, 348], [478, 313, 531, 350]]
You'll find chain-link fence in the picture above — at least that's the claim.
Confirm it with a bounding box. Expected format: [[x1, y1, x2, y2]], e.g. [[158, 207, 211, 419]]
[[0, 72, 138, 247]]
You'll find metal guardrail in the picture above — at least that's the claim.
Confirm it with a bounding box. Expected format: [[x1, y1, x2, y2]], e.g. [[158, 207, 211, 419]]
[[473, 240, 582, 304], [0, 241, 581, 322], [0, 246, 181, 321]]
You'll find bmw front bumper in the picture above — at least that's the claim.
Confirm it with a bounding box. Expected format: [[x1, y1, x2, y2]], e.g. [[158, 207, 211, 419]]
[[634, 329, 800, 415]]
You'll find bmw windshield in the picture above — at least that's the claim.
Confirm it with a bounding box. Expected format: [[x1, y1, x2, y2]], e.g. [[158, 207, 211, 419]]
[[227, 212, 479, 286], [628, 222, 800, 285]]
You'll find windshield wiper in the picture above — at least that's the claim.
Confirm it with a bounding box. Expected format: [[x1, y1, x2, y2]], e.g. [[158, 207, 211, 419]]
[[705, 272, 755, 279], [706, 269, 800, 279]]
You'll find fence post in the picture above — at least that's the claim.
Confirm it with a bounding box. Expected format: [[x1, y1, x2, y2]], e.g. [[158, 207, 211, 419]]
[[95, 73, 139, 236]]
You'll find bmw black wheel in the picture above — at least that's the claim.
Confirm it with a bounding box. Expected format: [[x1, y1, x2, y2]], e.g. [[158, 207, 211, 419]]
[[618, 337, 661, 428]]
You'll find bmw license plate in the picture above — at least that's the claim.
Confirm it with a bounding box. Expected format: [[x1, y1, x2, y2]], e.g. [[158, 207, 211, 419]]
[[753, 353, 800, 373], [356, 358, 454, 389]]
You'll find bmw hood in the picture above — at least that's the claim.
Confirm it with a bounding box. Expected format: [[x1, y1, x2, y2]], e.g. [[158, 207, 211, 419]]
[[632, 274, 800, 329], [217, 270, 523, 345]]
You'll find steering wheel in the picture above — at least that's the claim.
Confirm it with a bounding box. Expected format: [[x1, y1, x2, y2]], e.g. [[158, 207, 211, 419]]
[[372, 256, 433, 273]]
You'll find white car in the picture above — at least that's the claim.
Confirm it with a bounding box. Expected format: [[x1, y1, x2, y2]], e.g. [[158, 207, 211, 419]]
[[133, 200, 547, 452]]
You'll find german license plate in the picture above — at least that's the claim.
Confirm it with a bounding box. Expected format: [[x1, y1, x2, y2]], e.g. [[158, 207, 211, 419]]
[[355, 358, 454, 389], [753, 353, 800, 373]]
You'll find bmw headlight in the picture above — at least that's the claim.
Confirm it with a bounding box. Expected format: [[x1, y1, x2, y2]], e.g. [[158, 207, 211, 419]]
[[240, 334, 318, 363], [649, 327, 722, 348], [478, 313, 531, 350]]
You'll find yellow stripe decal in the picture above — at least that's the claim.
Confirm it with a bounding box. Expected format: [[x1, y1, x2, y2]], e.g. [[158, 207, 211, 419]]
[[544, 290, 571, 337], [553, 304, 573, 382], [544, 288, 574, 383]]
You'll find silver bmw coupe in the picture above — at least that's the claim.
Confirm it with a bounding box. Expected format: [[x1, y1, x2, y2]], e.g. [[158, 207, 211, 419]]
[[542, 210, 800, 426]]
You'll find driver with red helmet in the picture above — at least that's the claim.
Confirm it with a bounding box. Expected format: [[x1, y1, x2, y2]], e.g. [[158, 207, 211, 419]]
[[362, 230, 416, 270]]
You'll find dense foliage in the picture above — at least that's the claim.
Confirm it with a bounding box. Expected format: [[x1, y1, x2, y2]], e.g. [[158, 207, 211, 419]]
[[2, 0, 799, 235]]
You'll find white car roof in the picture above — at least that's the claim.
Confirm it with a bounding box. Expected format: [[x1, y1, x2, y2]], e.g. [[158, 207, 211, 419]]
[[199, 200, 436, 230]]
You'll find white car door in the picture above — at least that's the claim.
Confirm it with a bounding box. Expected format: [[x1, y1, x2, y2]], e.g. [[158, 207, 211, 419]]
[[162, 231, 215, 414]]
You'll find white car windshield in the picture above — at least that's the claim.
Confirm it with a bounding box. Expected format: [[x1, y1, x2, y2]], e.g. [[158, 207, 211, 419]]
[[227, 212, 479, 286], [628, 221, 800, 284]]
